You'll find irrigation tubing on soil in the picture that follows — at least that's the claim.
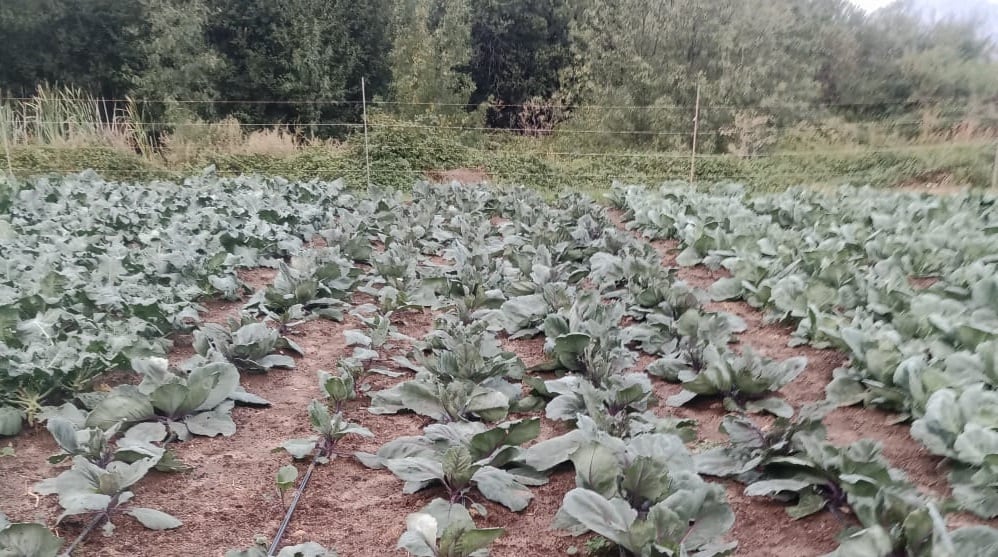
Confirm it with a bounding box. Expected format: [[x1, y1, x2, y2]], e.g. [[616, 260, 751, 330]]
[[61, 513, 105, 556], [266, 449, 322, 557]]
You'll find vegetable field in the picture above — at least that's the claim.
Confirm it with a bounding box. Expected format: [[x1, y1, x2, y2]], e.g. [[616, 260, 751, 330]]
[[2, 172, 998, 557]]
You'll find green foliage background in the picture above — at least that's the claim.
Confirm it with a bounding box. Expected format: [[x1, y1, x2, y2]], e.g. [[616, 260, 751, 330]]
[[0, 0, 996, 191]]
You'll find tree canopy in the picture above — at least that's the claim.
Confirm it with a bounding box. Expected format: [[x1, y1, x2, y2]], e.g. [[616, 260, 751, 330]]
[[0, 0, 994, 141]]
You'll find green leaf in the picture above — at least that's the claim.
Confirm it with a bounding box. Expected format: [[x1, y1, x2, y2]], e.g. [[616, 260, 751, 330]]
[[825, 376, 868, 407], [393, 382, 446, 418], [552, 333, 591, 370], [319, 370, 355, 404], [543, 315, 571, 338], [954, 425, 998, 467], [822, 525, 893, 557], [558, 489, 636, 544], [123, 422, 168, 444], [279, 439, 318, 460], [744, 479, 813, 497], [125, 508, 182, 530], [57, 493, 113, 521], [184, 401, 236, 437], [471, 466, 532, 512], [107, 458, 158, 490], [910, 388, 965, 459], [386, 457, 445, 484], [0, 407, 25, 437], [228, 387, 271, 407], [258, 354, 297, 369], [744, 397, 794, 418], [786, 491, 828, 519], [151, 383, 194, 418], [307, 401, 333, 436], [522, 430, 585, 471], [452, 526, 505, 555], [85, 394, 155, 430], [709, 278, 744, 301], [695, 448, 750, 477], [465, 387, 510, 422], [191, 361, 241, 411], [646, 357, 687, 383], [398, 513, 438, 557], [46, 418, 79, 454], [622, 457, 671, 506], [0, 522, 63, 557], [950, 526, 998, 555], [666, 389, 699, 407], [418, 498, 475, 532], [468, 419, 540, 461], [570, 441, 622, 498], [676, 246, 701, 266], [276, 465, 299, 491], [442, 446, 475, 490]]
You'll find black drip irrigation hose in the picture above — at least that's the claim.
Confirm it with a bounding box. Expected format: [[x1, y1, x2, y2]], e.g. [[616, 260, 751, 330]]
[[266, 448, 322, 557], [61, 513, 105, 556]]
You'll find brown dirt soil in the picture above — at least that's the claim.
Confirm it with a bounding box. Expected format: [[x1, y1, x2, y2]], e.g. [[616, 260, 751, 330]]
[[426, 168, 491, 185], [502, 335, 547, 369], [238, 268, 278, 292], [908, 276, 939, 290], [0, 281, 589, 557], [199, 298, 248, 325], [723, 479, 847, 557], [425, 255, 454, 267], [605, 210, 998, 550], [4, 209, 994, 557]]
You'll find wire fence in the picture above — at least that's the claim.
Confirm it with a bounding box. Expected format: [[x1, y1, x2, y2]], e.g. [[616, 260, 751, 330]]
[[2, 93, 997, 188], [1, 166, 943, 182], [2, 96, 989, 110]]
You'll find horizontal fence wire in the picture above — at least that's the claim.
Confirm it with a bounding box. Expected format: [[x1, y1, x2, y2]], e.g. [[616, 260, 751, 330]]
[[4, 118, 996, 136], [0, 166, 960, 183], [3, 95, 995, 187], [2, 139, 990, 162], [2, 96, 990, 110]]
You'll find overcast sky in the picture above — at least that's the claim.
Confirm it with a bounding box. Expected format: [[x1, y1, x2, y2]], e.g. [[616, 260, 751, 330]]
[[850, 0, 895, 11], [850, 0, 998, 12]]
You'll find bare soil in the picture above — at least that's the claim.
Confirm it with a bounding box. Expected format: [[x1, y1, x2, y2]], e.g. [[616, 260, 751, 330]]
[[1, 207, 990, 557], [908, 276, 939, 290], [606, 207, 994, 552]]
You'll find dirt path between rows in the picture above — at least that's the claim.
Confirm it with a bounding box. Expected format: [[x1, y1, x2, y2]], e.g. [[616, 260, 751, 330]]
[[607, 208, 992, 556], [2, 207, 987, 557], [0, 233, 583, 557]]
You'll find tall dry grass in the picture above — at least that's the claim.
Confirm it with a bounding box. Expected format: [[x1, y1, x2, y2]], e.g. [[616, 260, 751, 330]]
[[0, 86, 133, 149], [0, 86, 340, 167], [159, 117, 314, 165]]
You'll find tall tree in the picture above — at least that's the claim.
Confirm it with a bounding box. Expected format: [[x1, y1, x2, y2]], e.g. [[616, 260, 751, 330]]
[[0, 0, 144, 98], [566, 0, 841, 151], [820, 1, 998, 120], [130, 0, 223, 120], [389, 0, 474, 120], [466, 0, 572, 128], [206, 0, 393, 131]]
